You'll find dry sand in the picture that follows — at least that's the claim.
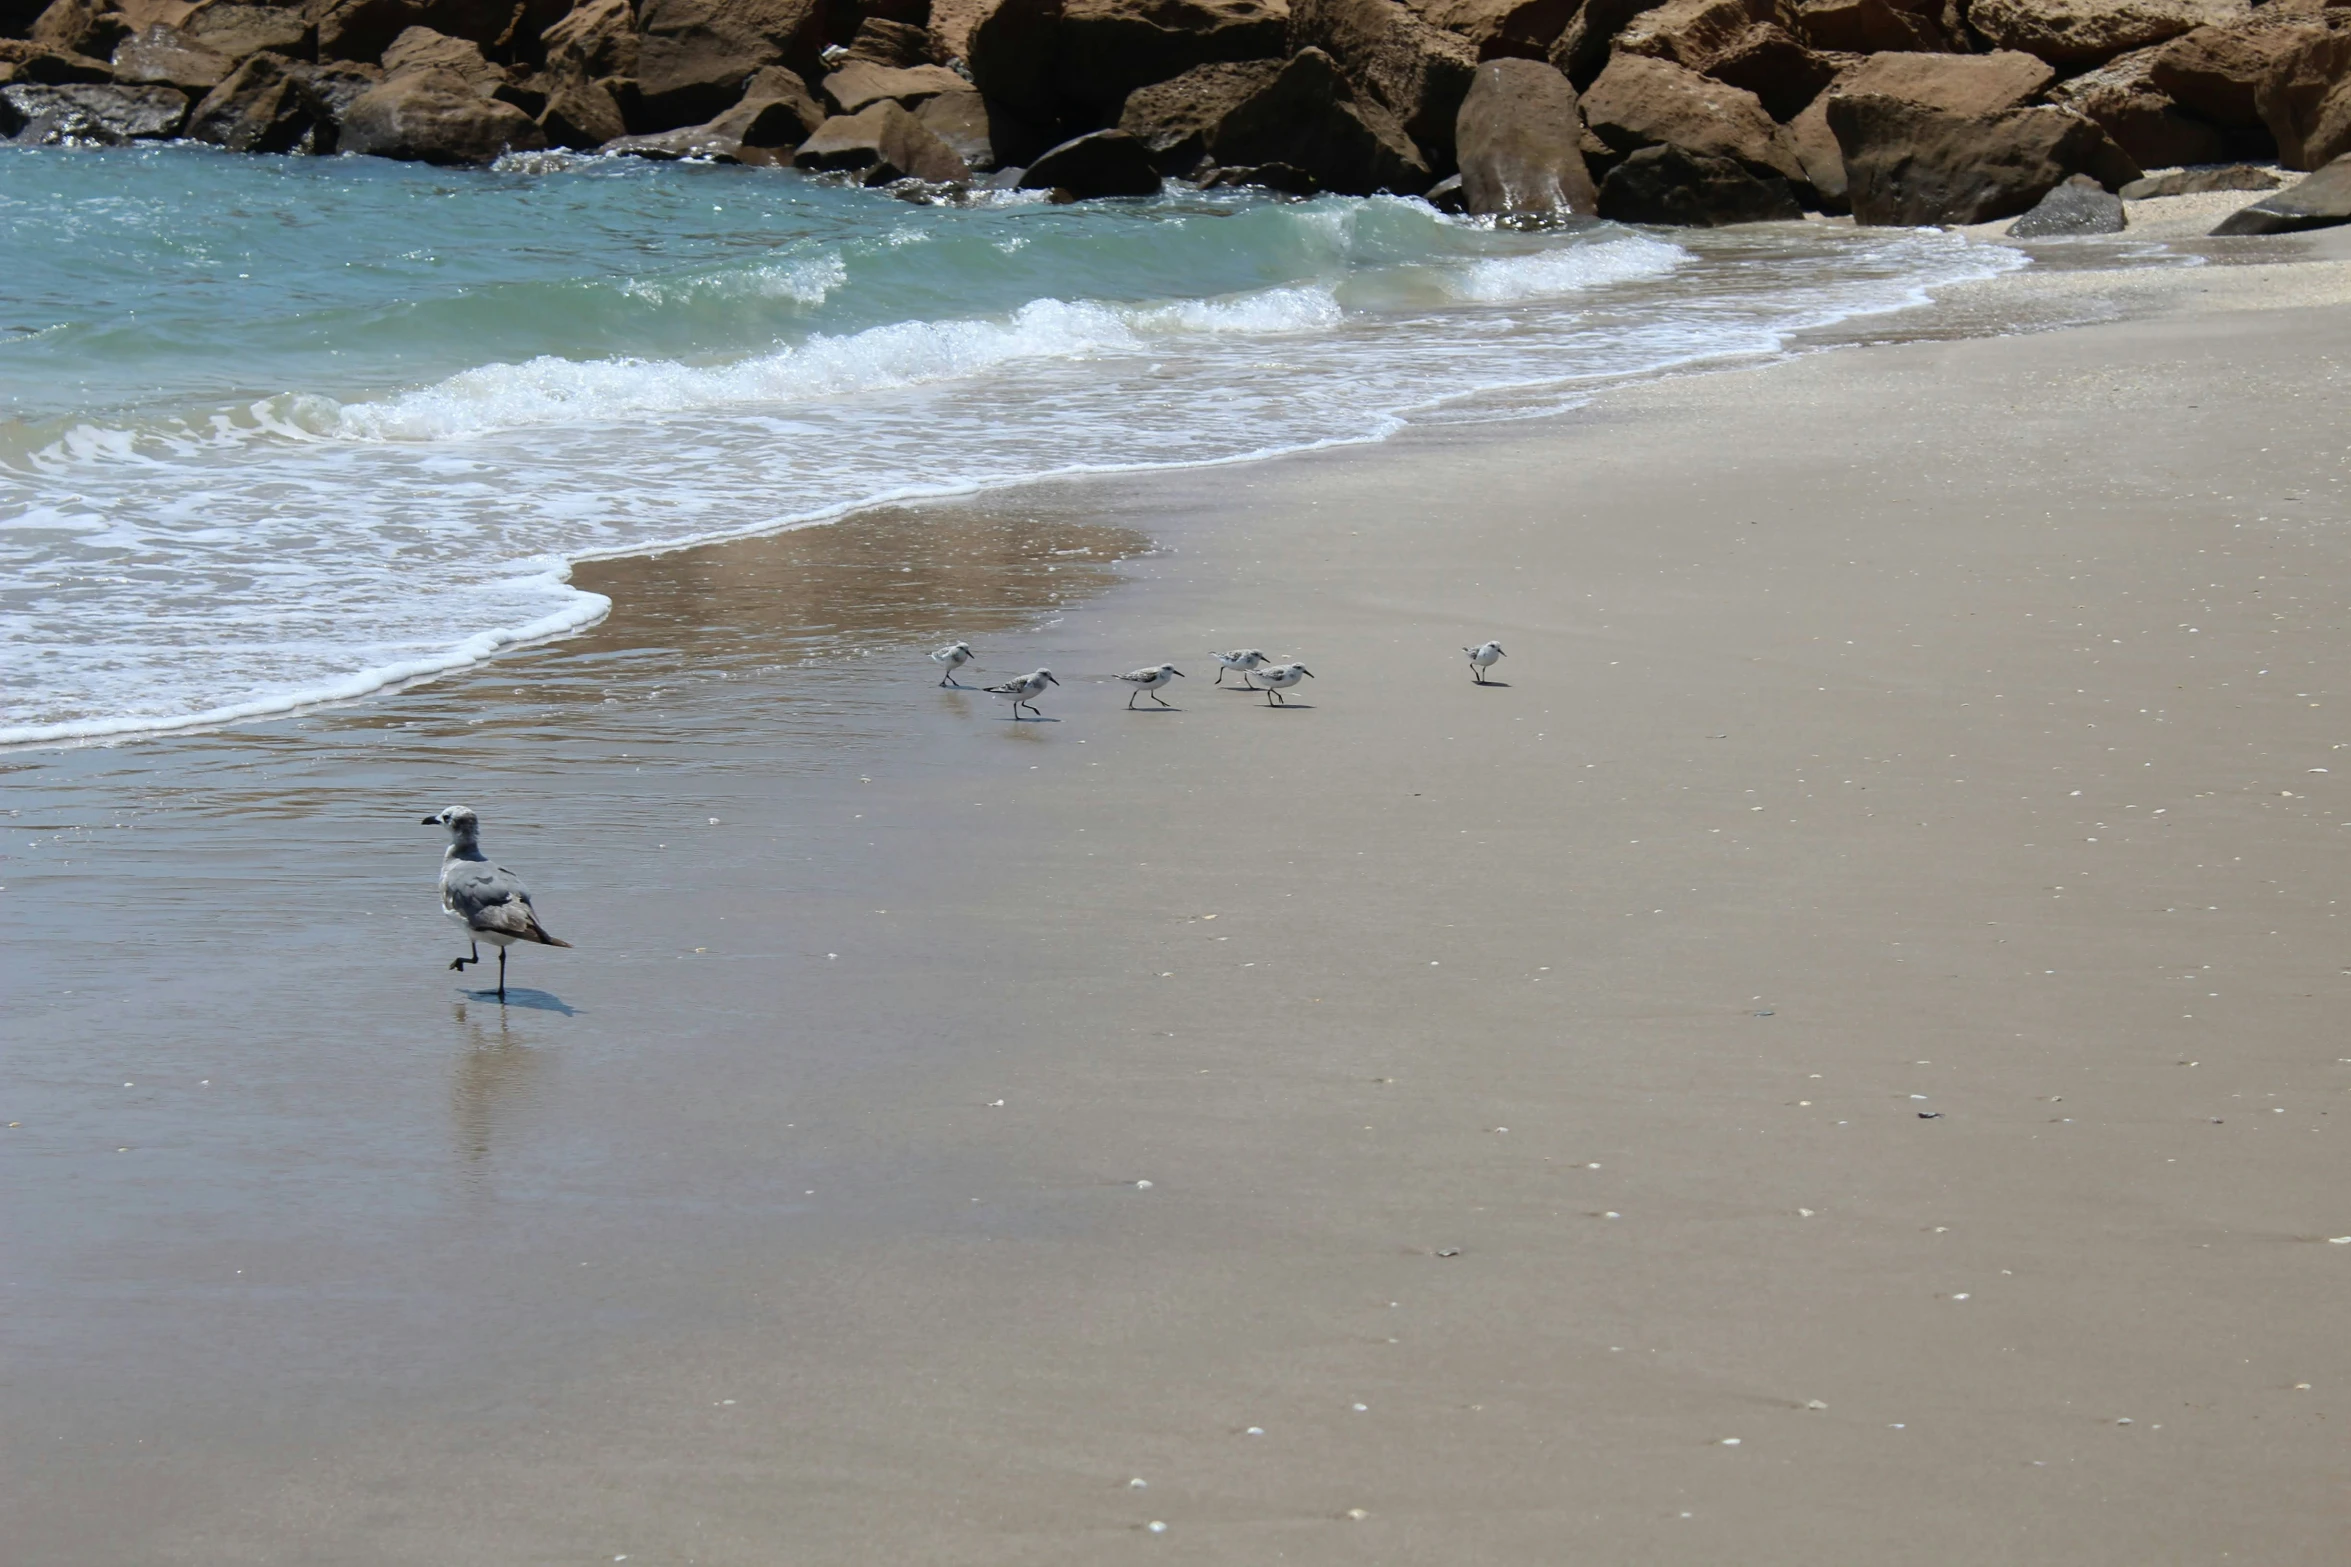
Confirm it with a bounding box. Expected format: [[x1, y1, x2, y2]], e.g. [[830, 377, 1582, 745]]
[[7, 246, 2351, 1563]]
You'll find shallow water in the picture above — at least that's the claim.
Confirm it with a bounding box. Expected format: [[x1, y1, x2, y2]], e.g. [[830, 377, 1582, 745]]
[[0, 144, 2028, 744]]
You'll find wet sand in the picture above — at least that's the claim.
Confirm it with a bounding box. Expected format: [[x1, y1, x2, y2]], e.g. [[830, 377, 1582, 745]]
[[8, 248, 2351, 1563]]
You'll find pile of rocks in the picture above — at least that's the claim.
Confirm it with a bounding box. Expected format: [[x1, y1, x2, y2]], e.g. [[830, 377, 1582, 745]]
[[4, 0, 2347, 230]]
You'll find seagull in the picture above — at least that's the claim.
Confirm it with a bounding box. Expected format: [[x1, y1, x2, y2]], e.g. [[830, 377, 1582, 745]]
[[1465, 640, 1506, 682], [1116, 663, 1185, 708], [981, 667, 1058, 719], [424, 806, 570, 1000], [1212, 648, 1269, 687], [1255, 662, 1313, 704], [930, 641, 976, 686]]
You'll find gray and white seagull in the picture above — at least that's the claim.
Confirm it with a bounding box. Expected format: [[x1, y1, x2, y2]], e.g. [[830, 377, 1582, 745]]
[[423, 805, 571, 1000]]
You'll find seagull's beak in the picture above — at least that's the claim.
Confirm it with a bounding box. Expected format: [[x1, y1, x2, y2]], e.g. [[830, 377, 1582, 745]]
[[421, 815, 439, 825]]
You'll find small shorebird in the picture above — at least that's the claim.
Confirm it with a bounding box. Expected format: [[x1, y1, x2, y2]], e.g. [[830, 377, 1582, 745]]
[[1255, 662, 1313, 704], [1465, 640, 1506, 682], [423, 806, 571, 1000], [1212, 648, 1269, 687], [1116, 663, 1185, 708], [982, 667, 1058, 719], [930, 641, 976, 686]]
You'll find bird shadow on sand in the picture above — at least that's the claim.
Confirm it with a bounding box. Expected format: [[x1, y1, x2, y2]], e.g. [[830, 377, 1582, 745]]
[[1471, 680, 1513, 689], [1126, 706, 1182, 714], [1260, 702, 1315, 711], [1002, 715, 1063, 723], [458, 985, 579, 1014]]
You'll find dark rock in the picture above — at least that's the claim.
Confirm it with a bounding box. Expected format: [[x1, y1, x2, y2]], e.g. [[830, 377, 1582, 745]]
[[962, 0, 1062, 125], [1423, 168, 1465, 209], [793, 98, 971, 180], [306, 58, 381, 120], [1829, 93, 2143, 224], [1595, 141, 1805, 222], [2, 81, 187, 141], [2047, 42, 2231, 168], [1018, 125, 1161, 193], [180, 2, 313, 64], [1833, 48, 2054, 116], [1414, 0, 1578, 60], [821, 59, 970, 111], [846, 16, 932, 64], [2005, 170, 2127, 231], [1703, 24, 1845, 120], [914, 87, 999, 168], [2253, 22, 2351, 170], [110, 24, 233, 90], [1548, 0, 1670, 87], [1116, 56, 1280, 174], [339, 66, 549, 162], [2118, 160, 2276, 196], [1582, 52, 1805, 181], [0, 40, 116, 86], [381, 26, 500, 92], [2209, 147, 2351, 230], [539, 71, 628, 145], [633, 0, 826, 130], [1201, 157, 1320, 190], [1291, 0, 1478, 163], [1055, 0, 1289, 120], [2152, 13, 2325, 130], [1791, 0, 1963, 54], [185, 48, 327, 148], [315, 0, 513, 66], [1968, 0, 2243, 70], [28, 0, 127, 60], [541, 0, 640, 82], [1454, 56, 1595, 217], [1205, 44, 1430, 194]]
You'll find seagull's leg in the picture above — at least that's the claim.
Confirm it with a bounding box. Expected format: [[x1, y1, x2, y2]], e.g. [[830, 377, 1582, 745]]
[[450, 939, 478, 972], [497, 947, 507, 1001]]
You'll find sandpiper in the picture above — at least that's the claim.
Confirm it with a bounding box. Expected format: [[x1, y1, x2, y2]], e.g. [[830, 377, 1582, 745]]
[[1115, 663, 1185, 708], [1465, 640, 1506, 682], [423, 806, 571, 1000], [1255, 663, 1313, 704], [1212, 649, 1269, 687], [981, 667, 1058, 718], [929, 641, 976, 686]]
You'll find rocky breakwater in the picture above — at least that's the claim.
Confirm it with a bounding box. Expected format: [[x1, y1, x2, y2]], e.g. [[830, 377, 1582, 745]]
[[5, 0, 2348, 232]]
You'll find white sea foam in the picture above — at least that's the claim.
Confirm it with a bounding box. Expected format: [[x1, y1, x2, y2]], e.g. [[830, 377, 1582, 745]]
[[1443, 234, 1686, 303]]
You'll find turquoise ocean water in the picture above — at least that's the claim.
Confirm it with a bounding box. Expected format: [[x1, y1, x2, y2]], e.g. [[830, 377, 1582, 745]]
[[0, 145, 2023, 744]]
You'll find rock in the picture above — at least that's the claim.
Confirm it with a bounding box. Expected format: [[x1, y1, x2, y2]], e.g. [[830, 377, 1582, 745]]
[[1201, 156, 1320, 189], [633, 0, 826, 129], [2047, 42, 2229, 167], [0, 40, 116, 85], [1423, 168, 1465, 207], [541, 0, 640, 82], [1786, 84, 1848, 207], [380, 26, 499, 91], [306, 58, 379, 118], [1205, 43, 1430, 192], [1968, 0, 2247, 70], [1581, 52, 1804, 181], [2118, 160, 2276, 195], [1829, 93, 2142, 223], [701, 61, 820, 141], [28, 0, 128, 59], [792, 98, 971, 180], [1833, 48, 2053, 115], [185, 47, 325, 147], [914, 86, 998, 167], [1790, 0, 1962, 54], [1595, 141, 1805, 221], [109, 24, 231, 89], [339, 66, 549, 161], [1548, 0, 1670, 86], [1116, 56, 1280, 173], [2151, 13, 2326, 129], [1454, 55, 1595, 217], [538, 71, 627, 145], [1702, 25, 1844, 120], [2253, 22, 2351, 169], [1018, 125, 1162, 192], [1, 80, 186, 140], [1612, 0, 1845, 119], [1414, 0, 1577, 59], [1291, 0, 1477, 163], [2210, 149, 2351, 230], [846, 16, 932, 64], [1055, 0, 1289, 120], [2006, 169, 2128, 230], [315, 0, 512, 66], [963, 0, 1062, 124], [179, 1, 313, 63], [821, 59, 970, 111], [599, 122, 751, 156]]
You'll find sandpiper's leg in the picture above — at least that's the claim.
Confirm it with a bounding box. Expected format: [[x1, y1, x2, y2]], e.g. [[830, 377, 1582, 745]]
[[1215, 667, 1225, 685], [1153, 689, 1172, 707], [1128, 690, 1139, 709]]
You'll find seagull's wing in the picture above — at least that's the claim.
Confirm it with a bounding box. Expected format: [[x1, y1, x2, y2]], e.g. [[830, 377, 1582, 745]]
[[445, 861, 571, 946]]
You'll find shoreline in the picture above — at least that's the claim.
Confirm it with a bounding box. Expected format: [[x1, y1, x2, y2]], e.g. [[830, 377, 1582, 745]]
[[7, 237, 2351, 1562]]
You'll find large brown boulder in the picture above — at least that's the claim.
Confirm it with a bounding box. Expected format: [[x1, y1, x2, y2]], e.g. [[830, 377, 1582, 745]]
[[820, 58, 970, 111], [1829, 93, 2141, 224], [2209, 147, 2351, 231], [179, 1, 313, 63], [1785, 82, 1849, 207], [1790, 0, 1961, 53], [1, 79, 185, 138], [0, 40, 117, 85], [1700, 25, 1844, 119], [109, 23, 231, 88], [1614, 0, 1845, 119], [1453, 55, 1594, 216], [793, 97, 971, 179], [1581, 52, 1804, 179], [1548, 0, 1668, 86], [1019, 125, 1162, 191], [1414, 0, 1577, 59], [1290, 0, 1477, 162], [962, 0, 1062, 123], [28, 0, 127, 58], [633, 0, 825, 129], [2047, 41, 2229, 166], [184, 47, 326, 146], [541, 0, 641, 81], [538, 71, 628, 143], [1115, 54, 1280, 171], [314, 0, 508, 65], [1596, 142, 1804, 221], [380, 25, 499, 90], [2253, 21, 2351, 169], [1205, 44, 1430, 192], [1054, 0, 1289, 119], [845, 16, 931, 63], [339, 65, 548, 160], [2150, 12, 2326, 128], [914, 87, 999, 167], [1833, 48, 2052, 114], [1967, 0, 2246, 70]]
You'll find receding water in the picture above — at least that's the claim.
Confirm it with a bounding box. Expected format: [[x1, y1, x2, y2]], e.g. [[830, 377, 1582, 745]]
[[0, 143, 2026, 745]]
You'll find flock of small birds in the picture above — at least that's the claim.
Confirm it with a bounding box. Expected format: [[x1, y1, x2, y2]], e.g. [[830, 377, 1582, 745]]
[[424, 635, 1506, 997]]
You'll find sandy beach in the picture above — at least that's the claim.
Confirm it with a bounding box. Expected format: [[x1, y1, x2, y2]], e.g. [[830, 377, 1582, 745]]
[[8, 233, 2351, 1564]]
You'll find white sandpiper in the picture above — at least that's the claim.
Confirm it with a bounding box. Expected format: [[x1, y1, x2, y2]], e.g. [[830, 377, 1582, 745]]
[[1115, 663, 1186, 708], [929, 641, 976, 686], [981, 667, 1058, 719], [1254, 662, 1313, 704], [423, 806, 571, 1000], [1465, 640, 1506, 682], [1212, 648, 1269, 687]]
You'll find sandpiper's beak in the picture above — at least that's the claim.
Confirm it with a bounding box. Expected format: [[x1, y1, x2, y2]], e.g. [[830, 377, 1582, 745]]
[[1045, 673, 1059, 685], [1171, 669, 1185, 678], [1300, 668, 1315, 677]]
